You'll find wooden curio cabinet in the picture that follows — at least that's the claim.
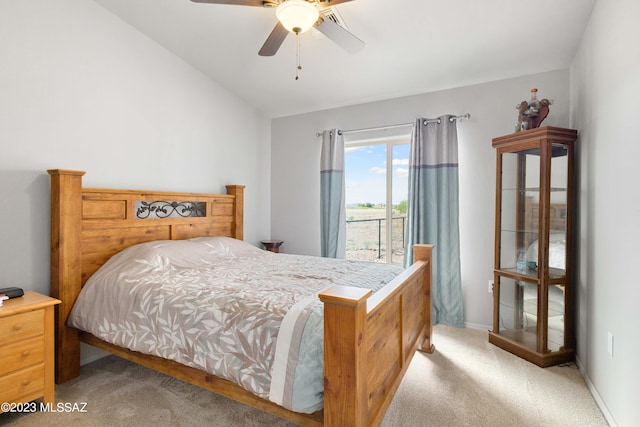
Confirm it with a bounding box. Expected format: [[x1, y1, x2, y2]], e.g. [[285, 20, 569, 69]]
[[489, 126, 577, 367]]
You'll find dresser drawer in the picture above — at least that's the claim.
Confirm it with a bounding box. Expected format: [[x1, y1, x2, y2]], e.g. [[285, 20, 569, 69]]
[[0, 363, 44, 405], [0, 335, 45, 376], [0, 310, 44, 346]]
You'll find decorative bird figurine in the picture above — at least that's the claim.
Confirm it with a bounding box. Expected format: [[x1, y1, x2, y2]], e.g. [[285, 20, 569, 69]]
[[516, 98, 553, 130]]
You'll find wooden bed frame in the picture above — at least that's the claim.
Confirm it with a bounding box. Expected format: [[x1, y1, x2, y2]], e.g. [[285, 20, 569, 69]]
[[48, 169, 434, 427]]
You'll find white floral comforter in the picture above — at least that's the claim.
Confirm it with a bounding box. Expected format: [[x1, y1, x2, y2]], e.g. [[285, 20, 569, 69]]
[[67, 236, 402, 413]]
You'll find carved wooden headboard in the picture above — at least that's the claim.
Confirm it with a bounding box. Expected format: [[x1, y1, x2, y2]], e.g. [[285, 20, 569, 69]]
[[48, 169, 245, 381]]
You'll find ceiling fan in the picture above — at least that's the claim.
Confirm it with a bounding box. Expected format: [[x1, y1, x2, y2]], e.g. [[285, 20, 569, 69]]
[[190, 0, 364, 57]]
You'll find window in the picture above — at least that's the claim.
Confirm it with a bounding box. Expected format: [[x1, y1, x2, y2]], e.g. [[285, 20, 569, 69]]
[[344, 135, 410, 265]]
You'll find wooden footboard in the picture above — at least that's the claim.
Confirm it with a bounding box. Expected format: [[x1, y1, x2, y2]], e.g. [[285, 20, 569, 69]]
[[319, 244, 434, 427], [48, 169, 433, 427]]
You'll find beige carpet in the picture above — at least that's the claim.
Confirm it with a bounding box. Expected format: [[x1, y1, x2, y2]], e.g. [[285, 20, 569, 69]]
[[1, 325, 607, 427]]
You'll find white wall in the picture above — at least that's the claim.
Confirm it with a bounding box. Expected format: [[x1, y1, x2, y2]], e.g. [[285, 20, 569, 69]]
[[0, 0, 271, 297], [271, 69, 570, 328], [570, 0, 640, 425]]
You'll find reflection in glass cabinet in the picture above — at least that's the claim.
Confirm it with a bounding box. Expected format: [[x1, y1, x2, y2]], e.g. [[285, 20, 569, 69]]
[[489, 127, 577, 367]]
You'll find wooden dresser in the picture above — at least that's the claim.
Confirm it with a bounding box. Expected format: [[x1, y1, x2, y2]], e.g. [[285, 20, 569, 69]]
[[0, 291, 61, 411]]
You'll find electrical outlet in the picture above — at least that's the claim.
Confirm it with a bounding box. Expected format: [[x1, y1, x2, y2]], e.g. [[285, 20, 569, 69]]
[[488, 280, 494, 294], [607, 332, 614, 357]]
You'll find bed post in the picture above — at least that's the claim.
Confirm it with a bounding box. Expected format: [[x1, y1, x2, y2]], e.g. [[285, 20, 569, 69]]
[[413, 244, 435, 353], [48, 169, 85, 383], [318, 286, 372, 427], [225, 185, 245, 240]]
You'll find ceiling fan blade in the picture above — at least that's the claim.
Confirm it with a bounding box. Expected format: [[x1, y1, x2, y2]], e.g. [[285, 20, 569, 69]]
[[317, 0, 355, 6], [259, 22, 289, 56], [314, 16, 364, 54], [190, 0, 266, 6]]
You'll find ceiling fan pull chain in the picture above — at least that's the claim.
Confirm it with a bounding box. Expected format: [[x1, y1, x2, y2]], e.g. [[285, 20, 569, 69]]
[[295, 29, 302, 80]]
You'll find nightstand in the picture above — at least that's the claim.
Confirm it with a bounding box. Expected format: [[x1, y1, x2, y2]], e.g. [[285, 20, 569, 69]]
[[261, 240, 284, 253], [0, 291, 61, 411]]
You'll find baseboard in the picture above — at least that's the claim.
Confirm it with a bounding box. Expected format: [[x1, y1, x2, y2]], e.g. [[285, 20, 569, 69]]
[[464, 321, 491, 331], [575, 355, 617, 427]]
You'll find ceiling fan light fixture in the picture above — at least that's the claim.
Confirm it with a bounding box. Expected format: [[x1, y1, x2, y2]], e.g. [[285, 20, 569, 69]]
[[276, 0, 319, 34]]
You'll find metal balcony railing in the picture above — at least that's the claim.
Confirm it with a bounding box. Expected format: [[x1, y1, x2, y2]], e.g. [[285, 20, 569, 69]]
[[345, 216, 406, 263]]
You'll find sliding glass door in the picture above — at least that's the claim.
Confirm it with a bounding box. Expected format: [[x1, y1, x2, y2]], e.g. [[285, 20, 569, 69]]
[[344, 138, 409, 265]]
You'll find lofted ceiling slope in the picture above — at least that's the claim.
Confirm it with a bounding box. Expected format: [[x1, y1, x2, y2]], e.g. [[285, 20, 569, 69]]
[[93, 0, 596, 118]]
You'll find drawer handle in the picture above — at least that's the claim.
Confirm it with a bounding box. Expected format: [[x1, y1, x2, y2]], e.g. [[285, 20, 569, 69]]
[[13, 323, 23, 331], [22, 350, 30, 357], [21, 379, 30, 387]]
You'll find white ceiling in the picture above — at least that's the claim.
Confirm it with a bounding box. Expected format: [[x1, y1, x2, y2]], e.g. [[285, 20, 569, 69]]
[[93, 0, 595, 118]]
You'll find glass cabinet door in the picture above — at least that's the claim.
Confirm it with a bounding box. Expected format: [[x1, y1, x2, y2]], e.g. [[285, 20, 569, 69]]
[[497, 149, 542, 350], [546, 143, 570, 352]]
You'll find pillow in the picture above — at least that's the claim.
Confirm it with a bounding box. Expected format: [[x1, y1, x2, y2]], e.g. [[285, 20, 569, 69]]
[[525, 233, 566, 270], [188, 236, 266, 258], [95, 237, 265, 277]]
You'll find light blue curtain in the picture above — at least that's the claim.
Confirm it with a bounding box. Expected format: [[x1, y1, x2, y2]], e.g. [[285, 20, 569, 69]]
[[320, 129, 346, 258], [404, 116, 464, 327]]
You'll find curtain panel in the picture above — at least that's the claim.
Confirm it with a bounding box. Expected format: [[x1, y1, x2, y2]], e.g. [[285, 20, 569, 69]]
[[320, 129, 346, 258], [405, 116, 464, 327]]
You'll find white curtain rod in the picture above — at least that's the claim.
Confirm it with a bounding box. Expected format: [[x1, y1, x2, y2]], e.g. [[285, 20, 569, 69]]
[[315, 113, 470, 137]]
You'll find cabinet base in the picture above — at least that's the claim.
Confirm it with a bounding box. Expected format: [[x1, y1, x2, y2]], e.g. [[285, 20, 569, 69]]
[[488, 331, 574, 367]]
